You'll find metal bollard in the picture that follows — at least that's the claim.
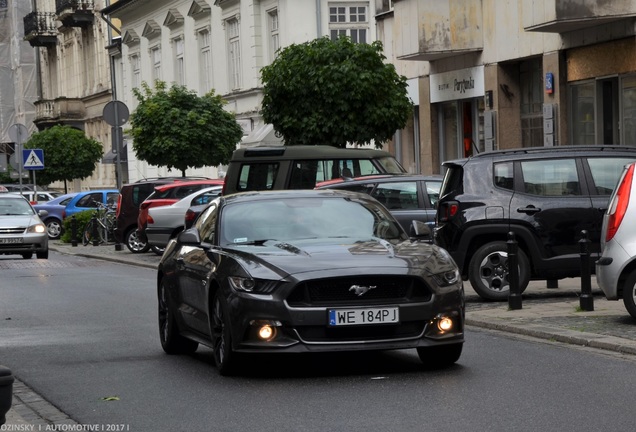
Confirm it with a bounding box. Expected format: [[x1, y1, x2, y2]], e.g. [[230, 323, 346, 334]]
[[91, 214, 99, 247], [579, 230, 594, 311], [507, 232, 522, 310], [70, 216, 78, 247]]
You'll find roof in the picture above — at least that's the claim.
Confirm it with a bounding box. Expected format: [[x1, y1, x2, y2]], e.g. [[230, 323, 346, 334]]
[[315, 174, 442, 189], [153, 179, 224, 193], [231, 145, 396, 161], [222, 188, 370, 204]]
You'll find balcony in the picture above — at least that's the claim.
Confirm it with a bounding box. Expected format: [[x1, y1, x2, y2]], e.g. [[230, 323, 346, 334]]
[[393, 0, 483, 61], [524, 0, 636, 33], [23, 12, 58, 47], [55, 0, 95, 28], [34, 98, 85, 129]]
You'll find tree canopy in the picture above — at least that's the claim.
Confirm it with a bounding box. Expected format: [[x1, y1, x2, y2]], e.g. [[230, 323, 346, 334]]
[[129, 81, 244, 176], [260, 37, 413, 148], [24, 125, 103, 187]]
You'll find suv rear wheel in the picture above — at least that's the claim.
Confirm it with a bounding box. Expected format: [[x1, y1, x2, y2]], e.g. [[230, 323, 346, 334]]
[[468, 241, 530, 301], [125, 228, 150, 253]]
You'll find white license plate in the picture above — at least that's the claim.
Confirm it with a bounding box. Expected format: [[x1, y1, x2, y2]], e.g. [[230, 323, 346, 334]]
[[328, 307, 399, 326], [0, 238, 23, 244]]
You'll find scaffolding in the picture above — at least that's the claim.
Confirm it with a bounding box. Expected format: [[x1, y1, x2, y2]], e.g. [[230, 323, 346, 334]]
[[0, 0, 38, 175]]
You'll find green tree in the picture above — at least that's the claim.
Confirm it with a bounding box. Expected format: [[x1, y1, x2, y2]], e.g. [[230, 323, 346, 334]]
[[260, 37, 413, 148], [129, 81, 244, 176], [24, 125, 103, 190]]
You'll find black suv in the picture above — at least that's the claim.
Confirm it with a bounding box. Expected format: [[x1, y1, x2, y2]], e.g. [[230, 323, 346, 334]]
[[435, 145, 636, 301], [315, 174, 442, 234], [114, 177, 213, 253]]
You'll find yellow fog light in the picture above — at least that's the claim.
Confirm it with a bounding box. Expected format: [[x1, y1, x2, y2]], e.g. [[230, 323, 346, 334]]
[[437, 317, 453, 332], [258, 325, 275, 341]]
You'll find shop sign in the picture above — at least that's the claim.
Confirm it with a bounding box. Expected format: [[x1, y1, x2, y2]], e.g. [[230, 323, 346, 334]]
[[430, 66, 485, 103]]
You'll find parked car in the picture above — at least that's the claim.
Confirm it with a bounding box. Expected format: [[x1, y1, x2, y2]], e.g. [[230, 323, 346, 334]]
[[32, 193, 79, 239], [315, 174, 442, 233], [62, 190, 120, 219], [114, 177, 214, 254], [0, 193, 49, 259], [435, 145, 636, 301], [9, 190, 60, 204], [157, 189, 464, 375], [146, 186, 223, 254], [597, 161, 636, 319], [137, 179, 224, 246], [222, 145, 407, 195]]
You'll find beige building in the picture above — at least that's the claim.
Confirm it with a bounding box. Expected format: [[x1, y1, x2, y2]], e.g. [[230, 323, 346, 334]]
[[23, 0, 117, 191], [377, 0, 636, 175]]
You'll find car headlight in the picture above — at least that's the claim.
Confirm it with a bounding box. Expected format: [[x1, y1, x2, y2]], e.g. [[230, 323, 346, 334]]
[[228, 276, 256, 292], [432, 269, 460, 287], [27, 224, 46, 234]]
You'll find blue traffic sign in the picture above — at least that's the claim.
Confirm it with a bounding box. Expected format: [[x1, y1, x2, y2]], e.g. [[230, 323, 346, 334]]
[[23, 149, 44, 170]]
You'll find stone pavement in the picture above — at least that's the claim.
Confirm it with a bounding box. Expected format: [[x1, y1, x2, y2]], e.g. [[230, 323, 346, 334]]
[[4, 240, 636, 428]]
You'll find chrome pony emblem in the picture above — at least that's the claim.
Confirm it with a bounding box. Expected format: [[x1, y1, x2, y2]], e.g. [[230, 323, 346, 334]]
[[349, 284, 377, 296]]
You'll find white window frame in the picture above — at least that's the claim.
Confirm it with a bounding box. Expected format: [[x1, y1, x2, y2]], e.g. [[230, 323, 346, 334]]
[[173, 36, 185, 86], [150, 45, 162, 83], [227, 17, 241, 90], [268, 8, 279, 64], [328, 3, 368, 44], [198, 28, 213, 94], [130, 53, 141, 90]]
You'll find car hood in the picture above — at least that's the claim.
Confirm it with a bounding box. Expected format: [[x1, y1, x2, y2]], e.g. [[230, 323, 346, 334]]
[[224, 238, 453, 279], [0, 214, 41, 228]]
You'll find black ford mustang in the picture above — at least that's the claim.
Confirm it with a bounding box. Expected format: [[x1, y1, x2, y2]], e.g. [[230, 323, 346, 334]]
[[157, 189, 464, 375]]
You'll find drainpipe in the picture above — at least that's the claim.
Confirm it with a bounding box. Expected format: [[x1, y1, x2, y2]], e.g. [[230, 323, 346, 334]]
[[316, 0, 321, 37]]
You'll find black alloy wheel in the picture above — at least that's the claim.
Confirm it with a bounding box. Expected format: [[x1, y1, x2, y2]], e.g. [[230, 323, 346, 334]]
[[468, 241, 530, 301], [157, 279, 198, 355], [417, 343, 463, 369], [212, 290, 238, 376]]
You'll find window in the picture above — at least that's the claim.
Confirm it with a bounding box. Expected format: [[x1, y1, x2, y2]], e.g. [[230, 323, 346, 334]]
[[151, 46, 162, 82], [227, 18, 241, 89], [371, 182, 419, 210], [494, 162, 514, 190], [198, 29, 212, 94], [587, 157, 635, 195], [268, 9, 279, 63], [520, 59, 543, 148], [521, 159, 580, 196], [173, 37, 185, 85], [621, 75, 636, 145], [238, 163, 279, 191], [130, 54, 140, 90], [329, 4, 368, 44]]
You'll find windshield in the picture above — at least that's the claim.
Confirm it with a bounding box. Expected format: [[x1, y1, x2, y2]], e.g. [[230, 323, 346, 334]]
[[220, 196, 406, 246], [0, 199, 35, 215]]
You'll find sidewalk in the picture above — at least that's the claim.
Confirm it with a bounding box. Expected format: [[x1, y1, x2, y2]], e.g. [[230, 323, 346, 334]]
[[4, 240, 636, 427]]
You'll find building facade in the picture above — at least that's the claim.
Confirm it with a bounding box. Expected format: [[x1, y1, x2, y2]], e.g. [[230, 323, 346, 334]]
[[102, 0, 377, 183], [23, 0, 117, 191], [377, 0, 636, 175]]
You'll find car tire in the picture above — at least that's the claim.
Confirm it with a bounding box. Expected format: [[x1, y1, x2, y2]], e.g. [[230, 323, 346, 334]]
[[469, 241, 530, 301], [158, 279, 198, 355], [211, 290, 239, 376], [45, 219, 63, 240], [125, 228, 149, 254], [21, 252, 33, 259], [36, 250, 49, 259], [417, 343, 463, 369], [622, 270, 636, 320], [150, 245, 166, 256]]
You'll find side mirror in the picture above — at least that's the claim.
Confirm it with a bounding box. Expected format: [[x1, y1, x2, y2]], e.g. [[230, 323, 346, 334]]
[[37, 209, 49, 218], [177, 228, 201, 246], [410, 220, 432, 241]]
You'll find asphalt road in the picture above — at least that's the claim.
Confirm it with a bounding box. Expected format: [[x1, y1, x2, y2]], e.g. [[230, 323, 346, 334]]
[[2, 251, 636, 431]]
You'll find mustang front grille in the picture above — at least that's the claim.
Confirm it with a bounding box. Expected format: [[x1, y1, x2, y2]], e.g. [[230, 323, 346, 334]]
[[286, 276, 432, 307]]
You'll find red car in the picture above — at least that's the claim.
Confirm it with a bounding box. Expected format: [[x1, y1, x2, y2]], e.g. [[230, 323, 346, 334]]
[[137, 179, 224, 249]]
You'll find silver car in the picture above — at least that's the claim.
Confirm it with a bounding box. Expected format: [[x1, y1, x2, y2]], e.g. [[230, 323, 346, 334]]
[[146, 186, 222, 254], [596, 161, 636, 318], [0, 193, 49, 259]]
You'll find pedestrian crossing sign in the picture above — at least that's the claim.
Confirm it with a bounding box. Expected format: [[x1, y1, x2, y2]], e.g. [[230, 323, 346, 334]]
[[23, 149, 44, 170]]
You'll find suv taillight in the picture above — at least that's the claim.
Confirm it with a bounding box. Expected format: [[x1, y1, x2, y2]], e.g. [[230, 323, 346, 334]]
[[116, 194, 122, 218], [438, 201, 459, 223], [606, 164, 634, 242]]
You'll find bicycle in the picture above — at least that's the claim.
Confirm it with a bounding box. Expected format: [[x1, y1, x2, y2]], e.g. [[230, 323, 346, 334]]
[[83, 202, 117, 246]]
